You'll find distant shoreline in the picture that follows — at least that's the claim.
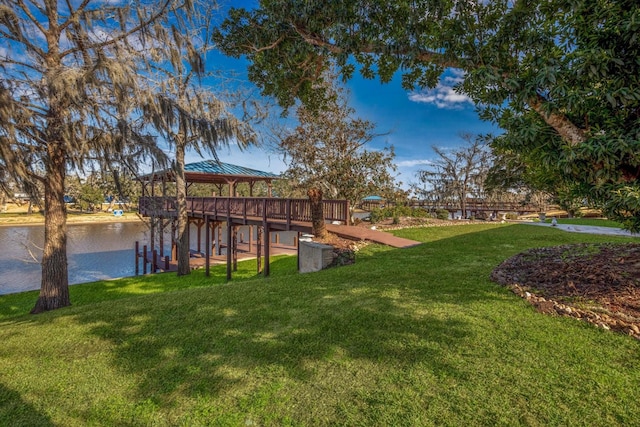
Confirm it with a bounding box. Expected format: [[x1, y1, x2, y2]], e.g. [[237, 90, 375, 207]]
[[0, 214, 146, 227]]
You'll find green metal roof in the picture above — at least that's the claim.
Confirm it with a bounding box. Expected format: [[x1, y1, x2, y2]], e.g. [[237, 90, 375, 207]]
[[184, 160, 279, 178]]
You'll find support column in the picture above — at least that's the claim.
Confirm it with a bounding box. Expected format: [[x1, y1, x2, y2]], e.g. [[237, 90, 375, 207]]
[[257, 226, 262, 274], [263, 222, 270, 277], [205, 216, 210, 277], [195, 218, 204, 254], [159, 217, 165, 258], [171, 220, 177, 260], [232, 226, 238, 271], [226, 219, 232, 280]]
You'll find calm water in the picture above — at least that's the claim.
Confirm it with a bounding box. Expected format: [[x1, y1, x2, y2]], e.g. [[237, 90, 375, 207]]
[[0, 222, 152, 295], [0, 221, 297, 295]]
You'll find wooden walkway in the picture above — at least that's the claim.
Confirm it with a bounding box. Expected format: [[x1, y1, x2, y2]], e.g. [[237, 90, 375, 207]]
[[326, 224, 421, 248], [137, 196, 420, 278]]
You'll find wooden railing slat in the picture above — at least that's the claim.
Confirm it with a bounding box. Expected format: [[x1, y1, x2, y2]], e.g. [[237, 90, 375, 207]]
[[139, 196, 349, 224]]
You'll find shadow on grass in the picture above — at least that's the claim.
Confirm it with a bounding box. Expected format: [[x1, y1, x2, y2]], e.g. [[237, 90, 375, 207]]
[[71, 277, 472, 404], [47, 227, 562, 411], [0, 382, 54, 426], [4, 223, 636, 422]]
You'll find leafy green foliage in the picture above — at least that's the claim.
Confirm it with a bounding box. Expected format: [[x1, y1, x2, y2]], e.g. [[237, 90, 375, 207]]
[[76, 185, 104, 212], [370, 206, 429, 223], [435, 208, 450, 220], [215, 0, 640, 230]]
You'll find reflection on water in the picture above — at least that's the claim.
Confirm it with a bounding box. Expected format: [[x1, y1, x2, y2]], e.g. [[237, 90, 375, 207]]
[[0, 222, 153, 295], [0, 221, 297, 295]]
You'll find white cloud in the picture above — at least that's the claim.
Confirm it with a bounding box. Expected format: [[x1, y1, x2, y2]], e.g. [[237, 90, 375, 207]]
[[396, 159, 433, 167], [408, 69, 473, 109]]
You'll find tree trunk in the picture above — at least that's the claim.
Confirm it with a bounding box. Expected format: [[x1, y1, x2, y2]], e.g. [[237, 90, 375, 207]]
[[31, 143, 70, 313], [307, 187, 327, 239], [175, 144, 191, 276]]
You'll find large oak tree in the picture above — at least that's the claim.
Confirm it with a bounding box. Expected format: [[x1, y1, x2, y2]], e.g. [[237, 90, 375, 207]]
[[214, 0, 640, 229]]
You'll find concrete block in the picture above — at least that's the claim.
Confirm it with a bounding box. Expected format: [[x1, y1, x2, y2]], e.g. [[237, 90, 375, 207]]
[[299, 241, 334, 273]]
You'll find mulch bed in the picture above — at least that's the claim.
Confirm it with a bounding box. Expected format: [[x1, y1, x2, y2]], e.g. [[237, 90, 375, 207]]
[[491, 243, 640, 340]]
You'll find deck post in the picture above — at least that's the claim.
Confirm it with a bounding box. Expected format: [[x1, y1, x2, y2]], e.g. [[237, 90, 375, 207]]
[[226, 219, 232, 280], [152, 249, 158, 273], [135, 241, 139, 276], [233, 226, 238, 271], [257, 226, 262, 274], [159, 217, 164, 258], [171, 220, 177, 260], [296, 232, 300, 271], [205, 216, 210, 277], [143, 245, 148, 274], [346, 200, 351, 225], [150, 216, 155, 262], [263, 221, 270, 277]]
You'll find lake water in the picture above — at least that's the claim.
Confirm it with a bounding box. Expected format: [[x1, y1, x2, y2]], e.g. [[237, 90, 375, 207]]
[[0, 221, 298, 295], [0, 222, 153, 295]]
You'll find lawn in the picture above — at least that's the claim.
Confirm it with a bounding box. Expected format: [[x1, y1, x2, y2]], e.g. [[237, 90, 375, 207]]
[[1, 223, 639, 426]]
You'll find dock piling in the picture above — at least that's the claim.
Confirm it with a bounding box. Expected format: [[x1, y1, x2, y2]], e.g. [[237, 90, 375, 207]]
[[143, 245, 148, 274]]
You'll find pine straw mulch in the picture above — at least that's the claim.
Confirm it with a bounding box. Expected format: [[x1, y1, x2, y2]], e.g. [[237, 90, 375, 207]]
[[491, 243, 640, 340]]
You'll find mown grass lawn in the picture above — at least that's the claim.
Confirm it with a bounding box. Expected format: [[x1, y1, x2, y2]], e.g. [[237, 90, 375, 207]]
[[1, 223, 639, 426]]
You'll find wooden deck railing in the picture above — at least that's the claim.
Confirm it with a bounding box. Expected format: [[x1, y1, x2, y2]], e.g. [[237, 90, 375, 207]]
[[139, 196, 350, 225]]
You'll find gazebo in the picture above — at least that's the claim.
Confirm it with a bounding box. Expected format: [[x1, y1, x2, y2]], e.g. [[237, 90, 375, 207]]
[[138, 160, 280, 198], [136, 160, 349, 280]]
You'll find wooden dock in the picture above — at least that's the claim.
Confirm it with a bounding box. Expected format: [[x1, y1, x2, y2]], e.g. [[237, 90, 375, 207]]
[[137, 196, 420, 279]]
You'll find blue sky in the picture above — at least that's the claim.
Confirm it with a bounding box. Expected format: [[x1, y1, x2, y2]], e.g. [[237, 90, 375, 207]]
[[186, 2, 501, 192]]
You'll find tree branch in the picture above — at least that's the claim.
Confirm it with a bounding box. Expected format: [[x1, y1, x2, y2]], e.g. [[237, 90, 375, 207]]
[[242, 34, 285, 53], [60, 0, 173, 58], [58, 0, 91, 33], [291, 23, 459, 68], [528, 94, 586, 146], [15, 0, 48, 38]]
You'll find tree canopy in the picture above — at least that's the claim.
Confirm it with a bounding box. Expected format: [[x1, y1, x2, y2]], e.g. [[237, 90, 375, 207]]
[[214, 0, 640, 229]]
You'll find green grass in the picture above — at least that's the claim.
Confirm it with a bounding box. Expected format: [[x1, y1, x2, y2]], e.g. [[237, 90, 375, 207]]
[[1, 223, 639, 426]]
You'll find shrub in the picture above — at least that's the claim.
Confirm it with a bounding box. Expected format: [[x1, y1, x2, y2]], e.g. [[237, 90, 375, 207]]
[[369, 208, 385, 224], [435, 209, 450, 220]]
